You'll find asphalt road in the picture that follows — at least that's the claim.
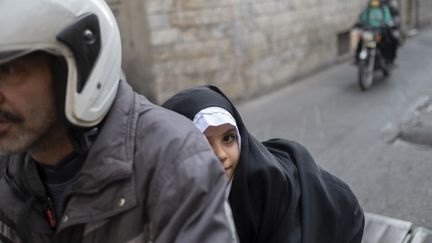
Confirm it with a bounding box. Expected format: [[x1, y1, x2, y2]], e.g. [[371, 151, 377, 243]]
[[237, 27, 432, 228]]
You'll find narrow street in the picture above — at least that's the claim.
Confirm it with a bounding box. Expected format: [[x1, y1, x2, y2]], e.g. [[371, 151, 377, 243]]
[[238, 28, 432, 228]]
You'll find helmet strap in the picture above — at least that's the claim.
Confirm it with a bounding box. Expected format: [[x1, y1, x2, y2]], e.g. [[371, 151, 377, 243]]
[[51, 54, 101, 153], [68, 127, 99, 153]]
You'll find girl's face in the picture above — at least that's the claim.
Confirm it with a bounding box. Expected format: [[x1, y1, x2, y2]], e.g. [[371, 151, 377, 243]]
[[203, 123, 240, 182]]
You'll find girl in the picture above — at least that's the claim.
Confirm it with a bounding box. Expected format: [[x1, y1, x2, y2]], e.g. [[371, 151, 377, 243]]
[[162, 85, 364, 243]]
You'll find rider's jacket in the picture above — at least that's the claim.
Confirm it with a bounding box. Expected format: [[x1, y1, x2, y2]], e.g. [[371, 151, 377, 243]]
[[360, 6, 393, 28], [0, 80, 237, 243]]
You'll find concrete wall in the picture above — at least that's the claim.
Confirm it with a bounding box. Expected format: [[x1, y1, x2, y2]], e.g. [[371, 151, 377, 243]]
[[400, 0, 417, 29], [418, 0, 432, 27], [106, 0, 431, 103], [398, 0, 432, 31], [107, 0, 156, 101]]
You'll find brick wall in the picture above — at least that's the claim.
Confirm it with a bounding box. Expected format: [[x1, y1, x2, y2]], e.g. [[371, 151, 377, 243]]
[[110, 0, 371, 103], [146, 0, 372, 103]]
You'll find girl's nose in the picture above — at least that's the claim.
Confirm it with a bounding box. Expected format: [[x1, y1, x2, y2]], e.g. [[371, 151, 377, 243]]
[[213, 144, 228, 163]]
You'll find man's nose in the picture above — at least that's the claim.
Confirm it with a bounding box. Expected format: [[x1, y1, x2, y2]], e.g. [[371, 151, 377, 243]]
[[0, 89, 5, 103]]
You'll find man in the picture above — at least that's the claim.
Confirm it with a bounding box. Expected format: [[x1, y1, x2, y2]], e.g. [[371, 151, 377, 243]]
[[381, 0, 403, 46], [381, 0, 401, 23], [356, 0, 398, 64], [0, 0, 237, 242]]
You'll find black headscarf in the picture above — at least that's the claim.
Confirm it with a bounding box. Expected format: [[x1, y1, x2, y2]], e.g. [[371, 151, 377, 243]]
[[162, 85, 364, 243]]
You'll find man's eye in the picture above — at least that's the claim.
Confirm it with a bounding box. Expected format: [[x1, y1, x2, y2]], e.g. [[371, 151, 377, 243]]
[[0, 64, 15, 76]]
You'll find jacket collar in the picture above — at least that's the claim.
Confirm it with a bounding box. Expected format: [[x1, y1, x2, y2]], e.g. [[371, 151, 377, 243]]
[[71, 80, 138, 193], [59, 80, 139, 229]]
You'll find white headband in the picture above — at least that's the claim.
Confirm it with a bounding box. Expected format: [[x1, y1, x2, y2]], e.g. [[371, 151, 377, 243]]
[[192, 107, 241, 150]]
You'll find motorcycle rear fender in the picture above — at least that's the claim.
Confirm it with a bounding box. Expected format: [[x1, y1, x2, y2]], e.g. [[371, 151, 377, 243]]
[[359, 48, 368, 60]]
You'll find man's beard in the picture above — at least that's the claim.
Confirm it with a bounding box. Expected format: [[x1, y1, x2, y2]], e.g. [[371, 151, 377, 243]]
[[0, 107, 59, 155]]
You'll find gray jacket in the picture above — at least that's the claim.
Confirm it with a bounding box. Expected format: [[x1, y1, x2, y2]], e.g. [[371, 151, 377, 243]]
[[0, 80, 237, 243]]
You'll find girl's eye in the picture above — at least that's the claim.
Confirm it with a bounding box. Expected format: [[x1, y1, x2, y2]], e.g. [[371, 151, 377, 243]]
[[223, 134, 236, 143]]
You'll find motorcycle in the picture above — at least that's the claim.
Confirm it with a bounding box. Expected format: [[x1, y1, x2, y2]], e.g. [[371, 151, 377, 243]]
[[356, 27, 390, 91]]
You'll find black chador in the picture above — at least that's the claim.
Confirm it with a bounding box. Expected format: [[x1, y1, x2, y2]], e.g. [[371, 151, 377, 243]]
[[163, 86, 365, 243]]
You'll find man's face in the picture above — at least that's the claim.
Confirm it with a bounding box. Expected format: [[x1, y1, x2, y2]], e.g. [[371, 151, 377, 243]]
[[0, 53, 58, 154], [370, 0, 380, 7]]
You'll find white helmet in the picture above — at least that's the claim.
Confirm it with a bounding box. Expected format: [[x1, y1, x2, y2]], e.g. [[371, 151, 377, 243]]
[[0, 0, 122, 127]]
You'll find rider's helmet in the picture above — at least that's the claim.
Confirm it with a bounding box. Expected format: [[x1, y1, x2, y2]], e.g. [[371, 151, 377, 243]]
[[0, 0, 122, 128]]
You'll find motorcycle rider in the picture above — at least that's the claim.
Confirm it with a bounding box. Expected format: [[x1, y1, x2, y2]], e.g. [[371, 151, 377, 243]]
[[355, 0, 398, 65], [0, 0, 238, 242], [381, 0, 403, 46], [381, 0, 400, 24]]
